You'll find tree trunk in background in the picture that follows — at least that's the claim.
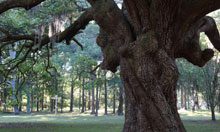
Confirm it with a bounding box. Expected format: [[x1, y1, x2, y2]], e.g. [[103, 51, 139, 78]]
[[9, 50, 19, 115], [112, 87, 116, 114], [95, 86, 99, 116], [31, 92, 34, 112], [85, 91, 87, 112], [26, 82, 31, 114], [36, 97, 39, 112], [218, 93, 220, 112], [27, 92, 31, 114], [81, 77, 85, 113], [18, 92, 22, 112], [180, 86, 184, 109], [3, 88, 7, 112], [187, 91, 190, 110], [41, 91, 44, 111], [0, 92, 2, 107], [61, 84, 64, 113], [70, 78, 74, 112], [195, 90, 200, 110], [192, 86, 195, 112], [211, 105, 216, 121], [61, 98, 63, 113], [104, 71, 108, 115], [50, 98, 53, 112], [79, 87, 81, 110], [184, 90, 187, 110], [91, 74, 95, 114], [88, 90, 91, 110], [79, 76, 81, 110], [117, 85, 124, 116]]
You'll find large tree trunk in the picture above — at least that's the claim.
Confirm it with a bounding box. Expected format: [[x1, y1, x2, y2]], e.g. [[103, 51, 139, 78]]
[[92, 0, 220, 129], [92, 1, 189, 131], [120, 50, 185, 131]]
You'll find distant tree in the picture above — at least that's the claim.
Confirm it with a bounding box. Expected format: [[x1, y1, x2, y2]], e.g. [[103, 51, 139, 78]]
[[201, 55, 220, 121]]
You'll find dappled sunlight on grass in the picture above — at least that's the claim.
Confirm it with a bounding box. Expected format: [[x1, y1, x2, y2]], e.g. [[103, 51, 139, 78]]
[[0, 110, 219, 123], [0, 112, 124, 125], [178, 109, 220, 120], [0, 110, 220, 132]]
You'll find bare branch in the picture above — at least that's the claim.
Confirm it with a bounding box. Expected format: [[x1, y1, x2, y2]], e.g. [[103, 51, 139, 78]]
[[90, 63, 101, 73], [73, 38, 83, 50]]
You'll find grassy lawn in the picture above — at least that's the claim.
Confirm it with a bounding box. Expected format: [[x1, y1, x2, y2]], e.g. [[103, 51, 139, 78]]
[[0, 110, 219, 132]]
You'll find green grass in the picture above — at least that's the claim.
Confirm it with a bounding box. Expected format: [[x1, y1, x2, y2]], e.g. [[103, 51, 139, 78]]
[[0, 110, 219, 132], [184, 121, 220, 132], [0, 124, 123, 132]]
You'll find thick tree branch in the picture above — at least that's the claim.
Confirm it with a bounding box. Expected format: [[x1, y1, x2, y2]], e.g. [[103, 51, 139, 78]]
[[175, 16, 220, 67], [0, 0, 45, 14], [87, 0, 133, 72], [180, 0, 220, 30], [0, 9, 93, 50], [0, 27, 10, 36], [200, 17, 220, 51]]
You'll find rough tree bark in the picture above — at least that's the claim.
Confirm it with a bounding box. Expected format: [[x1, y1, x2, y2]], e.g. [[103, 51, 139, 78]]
[[88, 0, 220, 131], [1, 0, 220, 131]]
